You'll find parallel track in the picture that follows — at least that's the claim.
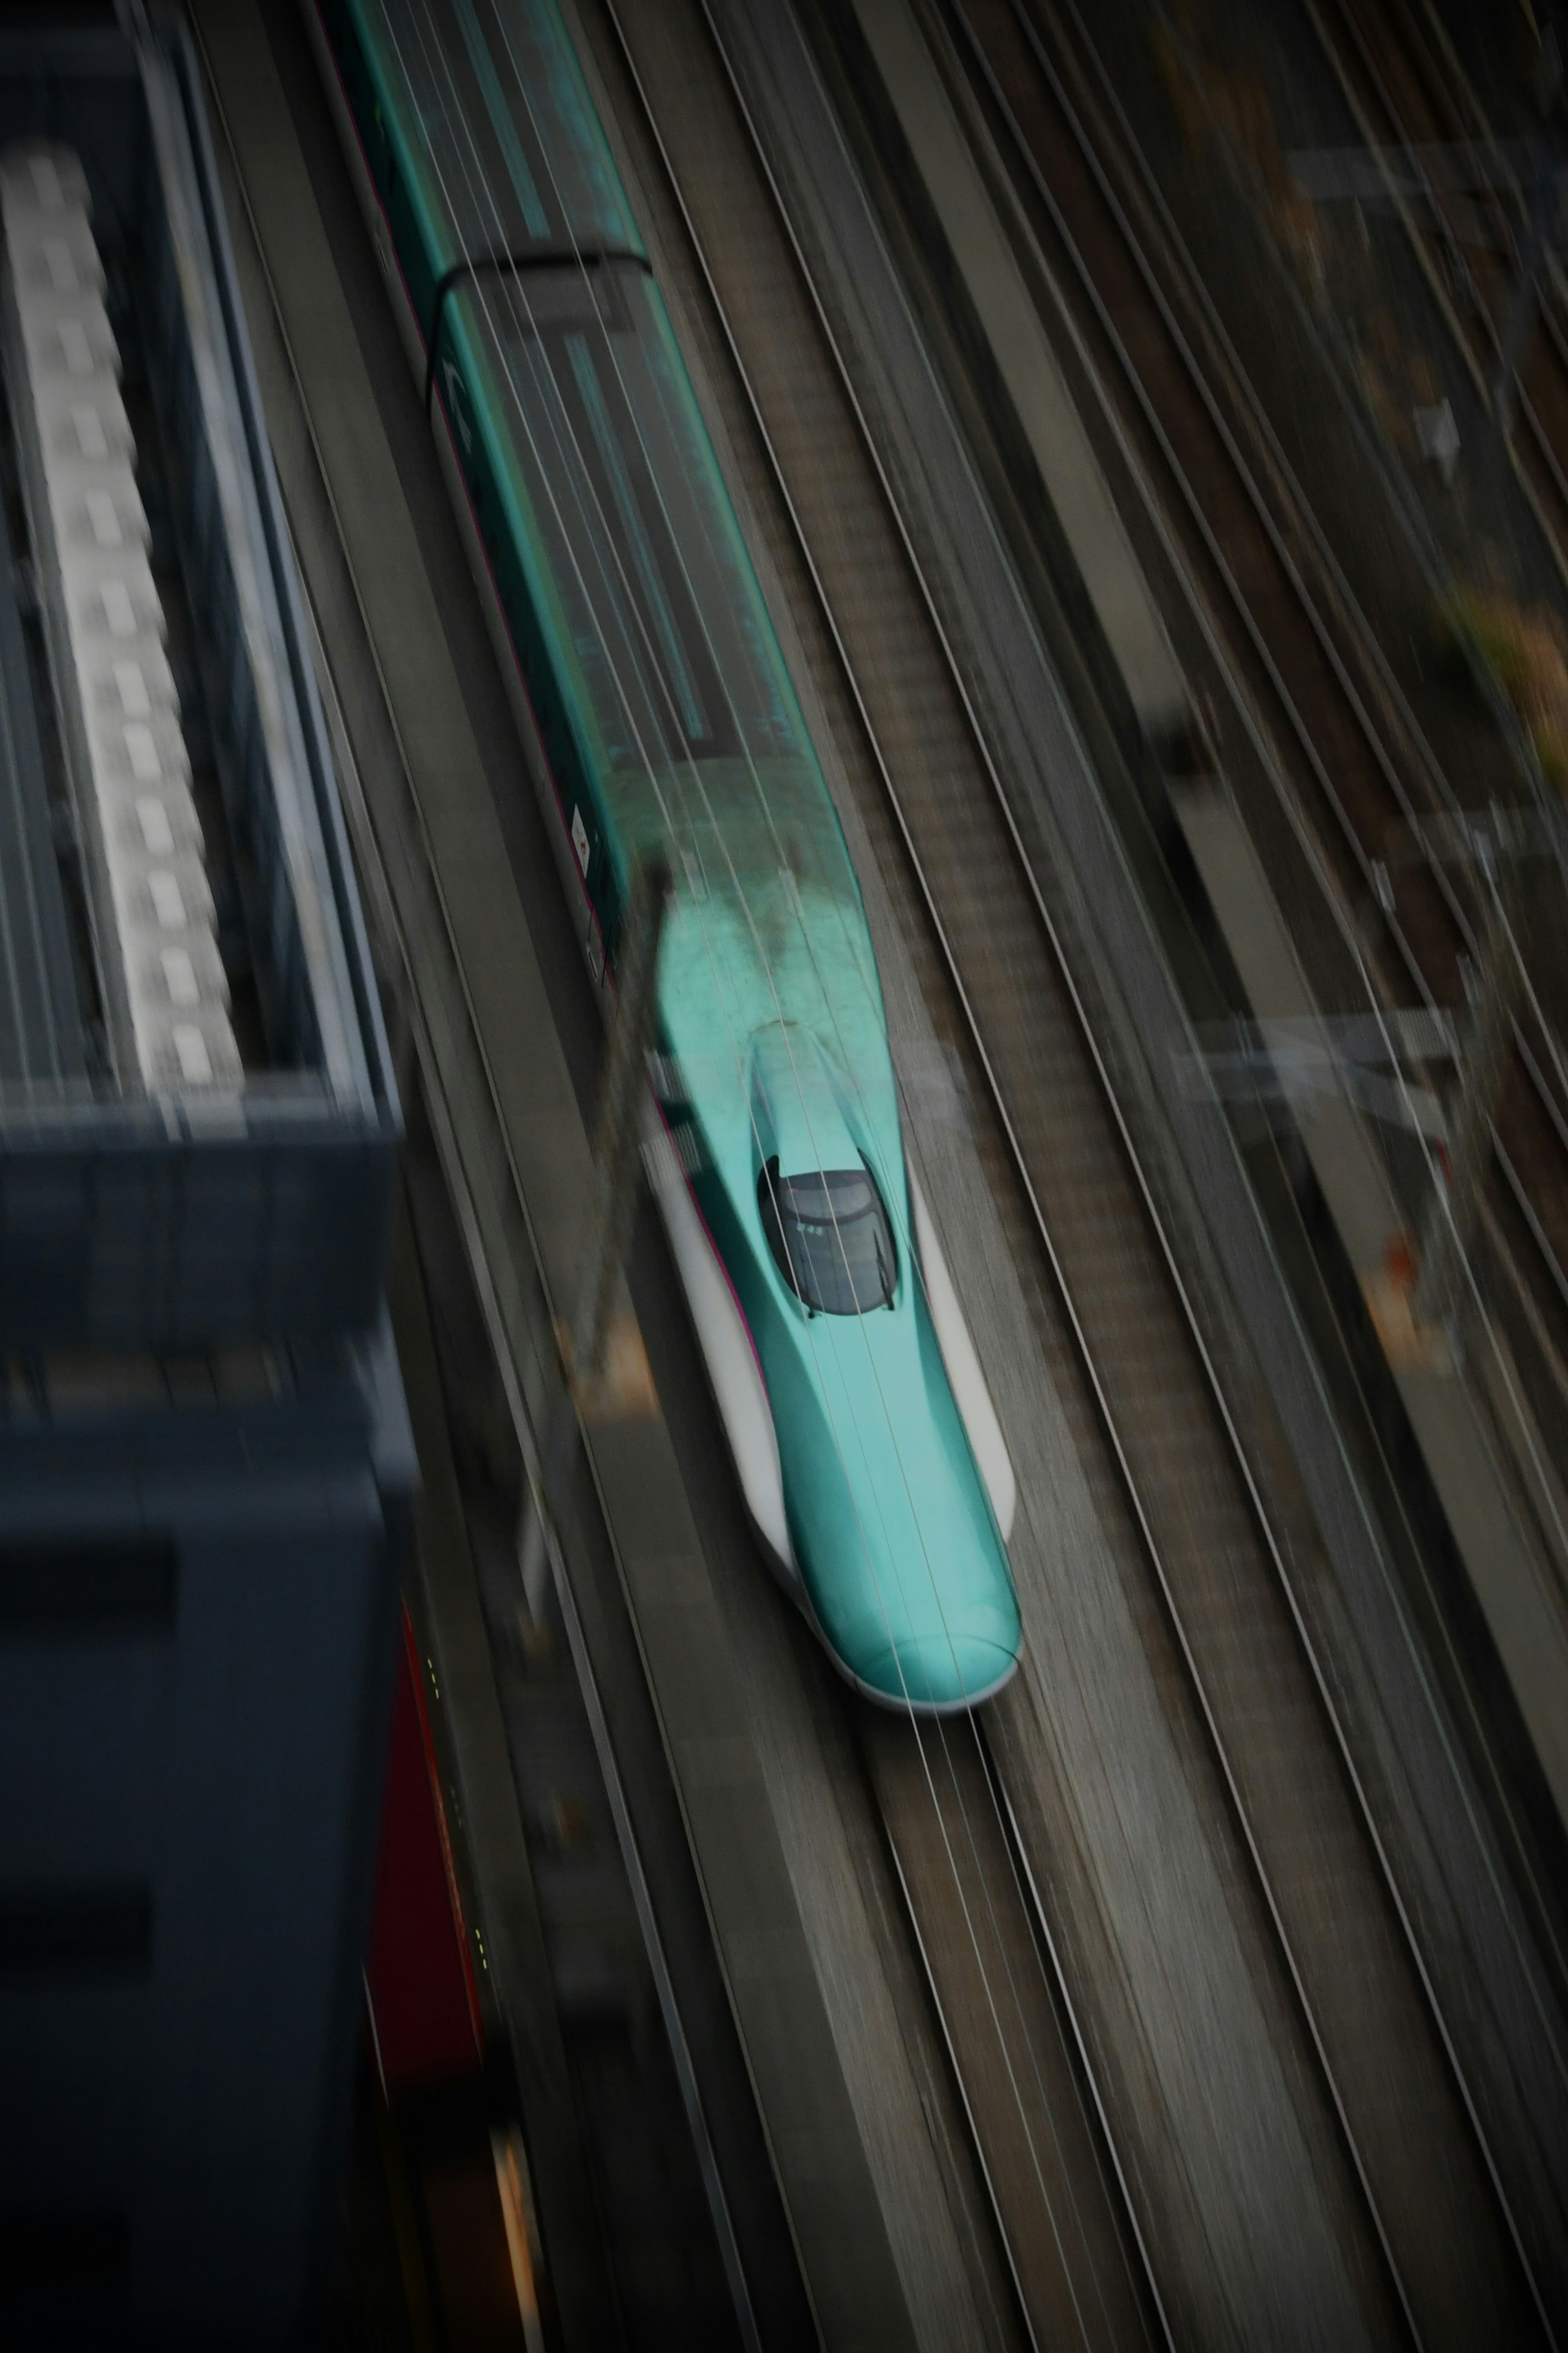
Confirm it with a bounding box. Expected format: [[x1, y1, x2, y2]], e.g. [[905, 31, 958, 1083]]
[[584, 0, 1559, 2337], [932, 0, 1568, 2012], [943, 0, 1568, 1406], [1307, 0, 1568, 583]]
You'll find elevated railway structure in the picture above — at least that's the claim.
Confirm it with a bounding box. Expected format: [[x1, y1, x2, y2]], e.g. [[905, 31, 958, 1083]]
[[196, 0, 1568, 2341]]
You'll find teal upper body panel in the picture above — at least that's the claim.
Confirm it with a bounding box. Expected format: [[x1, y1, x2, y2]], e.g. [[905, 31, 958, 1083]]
[[319, 0, 1020, 1707], [320, 0, 640, 323]]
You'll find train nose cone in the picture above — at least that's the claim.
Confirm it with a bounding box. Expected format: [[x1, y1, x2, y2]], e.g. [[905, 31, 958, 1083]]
[[864, 1633, 1018, 1713]]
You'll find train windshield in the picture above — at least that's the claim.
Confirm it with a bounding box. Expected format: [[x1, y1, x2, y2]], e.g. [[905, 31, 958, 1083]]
[[760, 1161, 896, 1316]]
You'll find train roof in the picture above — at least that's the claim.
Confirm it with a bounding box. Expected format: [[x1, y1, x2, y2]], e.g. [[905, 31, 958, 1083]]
[[345, 0, 641, 282]]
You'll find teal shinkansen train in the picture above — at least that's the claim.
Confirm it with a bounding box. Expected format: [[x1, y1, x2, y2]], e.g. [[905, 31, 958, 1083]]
[[307, 0, 1021, 1708]]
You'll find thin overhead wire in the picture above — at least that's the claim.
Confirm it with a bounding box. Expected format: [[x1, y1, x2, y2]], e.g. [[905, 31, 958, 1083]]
[[371, 2, 1107, 2323]]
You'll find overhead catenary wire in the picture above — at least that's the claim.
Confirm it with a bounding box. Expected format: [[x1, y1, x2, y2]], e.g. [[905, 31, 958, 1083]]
[[655, 0, 1568, 2333], [992, 0, 1568, 1890], [392, 0, 1029, 1745], [1041, 0, 1568, 1282], [457, 43, 1132, 2329], [392, 0, 1089, 2277], [934, 0, 1566, 2322], [1016, 0, 1568, 1928], [378, 2, 1110, 2328]]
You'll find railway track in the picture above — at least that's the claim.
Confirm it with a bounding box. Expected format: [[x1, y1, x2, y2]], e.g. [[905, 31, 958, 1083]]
[[861, 1708, 1165, 2349], [931, 0, 1568, 1416], [902, 0, 1568, 2028], [915, 0, 1568, 2004], [1305, 0, 1568, 582], [577, 0, 1562, 2336]]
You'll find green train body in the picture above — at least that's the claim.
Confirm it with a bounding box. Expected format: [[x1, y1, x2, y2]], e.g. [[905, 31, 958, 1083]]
[[309, 0, 1021, 1708]]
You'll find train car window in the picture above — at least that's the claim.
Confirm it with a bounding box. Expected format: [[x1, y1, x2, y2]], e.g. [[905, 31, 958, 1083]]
[[759, 1158, 896, 1316], [565, 334, 708, 744], [384, 0, 634, 255], [470, 265, 821, 778], [452, 0, 551, 237]]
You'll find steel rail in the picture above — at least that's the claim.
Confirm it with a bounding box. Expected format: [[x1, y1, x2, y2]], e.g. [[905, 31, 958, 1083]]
[[588, 4, 1176, 2337], [1040, 0, 1568, 1196], [717, 0, 1453, 2293], [864, 1707, 1174, 2351], [988, 0, 1568, 1693], [926, 0, 1568, 1879], [873, 1815, 1045, 2353], [1030, 2, 1568, 1590], [1306, 0, 1568, 579], [930, 1, 1564, 2326], [976, 0, 1568, 1947], [971, 1717, 1174, 2347], [587, 0, 1555, 2336], [960, 0, 1568, 1373]]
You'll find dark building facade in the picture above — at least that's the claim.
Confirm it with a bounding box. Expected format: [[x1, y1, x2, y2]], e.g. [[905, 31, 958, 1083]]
[[0, 24, 408, 2345], [0, 1337, 412, 2342]]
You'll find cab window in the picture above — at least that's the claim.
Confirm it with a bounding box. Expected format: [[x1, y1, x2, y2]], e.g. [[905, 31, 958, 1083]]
[[758, 1160, 896, 1316]]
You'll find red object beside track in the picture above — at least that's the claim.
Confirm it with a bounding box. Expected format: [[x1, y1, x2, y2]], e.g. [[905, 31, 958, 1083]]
[[366, 1607, 485, 2093]]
